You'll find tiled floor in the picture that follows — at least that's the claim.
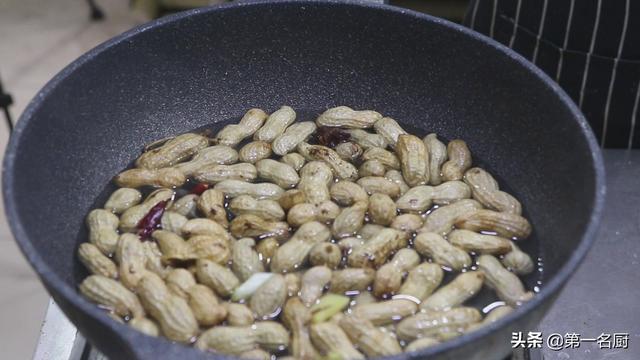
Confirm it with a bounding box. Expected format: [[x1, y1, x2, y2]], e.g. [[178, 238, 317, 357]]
[[0, 1, 144, 358]]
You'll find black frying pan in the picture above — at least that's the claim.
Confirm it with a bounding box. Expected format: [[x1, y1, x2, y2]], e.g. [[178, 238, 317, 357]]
[[2, 1, 605, 359]]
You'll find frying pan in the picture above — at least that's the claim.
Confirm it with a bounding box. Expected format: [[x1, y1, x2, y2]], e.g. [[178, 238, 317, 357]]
[[2, 1, 605, 359]]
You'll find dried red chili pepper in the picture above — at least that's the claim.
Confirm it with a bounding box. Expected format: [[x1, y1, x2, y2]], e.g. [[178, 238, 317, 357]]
[[190, 183, 210, 195], [313, 126, 351, 148], [137, 200, 167, 240]]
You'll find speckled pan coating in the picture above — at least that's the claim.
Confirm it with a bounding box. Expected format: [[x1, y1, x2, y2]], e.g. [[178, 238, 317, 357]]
[[2, 1, 604, 360]]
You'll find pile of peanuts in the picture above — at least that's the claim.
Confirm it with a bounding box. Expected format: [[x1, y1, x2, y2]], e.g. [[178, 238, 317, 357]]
[[78, 105, 536, 359]]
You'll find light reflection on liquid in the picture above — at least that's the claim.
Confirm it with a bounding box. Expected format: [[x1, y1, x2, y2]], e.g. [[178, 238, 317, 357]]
[[482, 301, 506, 314]]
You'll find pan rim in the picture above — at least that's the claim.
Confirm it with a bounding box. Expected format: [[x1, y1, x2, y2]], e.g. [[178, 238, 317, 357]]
[[2, 0, 606, 358]]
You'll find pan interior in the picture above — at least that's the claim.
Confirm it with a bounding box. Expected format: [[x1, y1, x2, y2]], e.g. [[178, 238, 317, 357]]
[[73, 111, 545, 314], [9, 0, 594, 301], [4, 1, 599, 357]]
